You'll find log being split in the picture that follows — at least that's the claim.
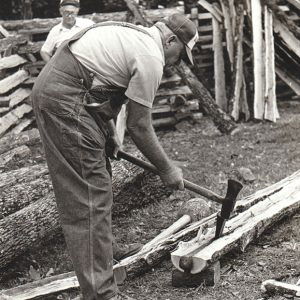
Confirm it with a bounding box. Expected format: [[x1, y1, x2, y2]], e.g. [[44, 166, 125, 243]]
[[171, 170, 300, 274]]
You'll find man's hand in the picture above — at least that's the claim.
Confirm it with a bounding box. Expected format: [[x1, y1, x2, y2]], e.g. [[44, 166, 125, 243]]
[[159, 164, 184, 190], [106, 134, 122, 159]]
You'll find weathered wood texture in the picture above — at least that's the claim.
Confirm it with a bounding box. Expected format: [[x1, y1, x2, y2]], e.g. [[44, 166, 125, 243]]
[[176, 61, 237, 134], [171, 170, 300, 274], [0, 70, 29, 94], [0, 128, 40, 155], [261, 279, 300, 297]]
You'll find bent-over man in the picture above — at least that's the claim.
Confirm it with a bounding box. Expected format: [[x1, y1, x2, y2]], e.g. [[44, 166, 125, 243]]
[[32, 13, 198, 300]]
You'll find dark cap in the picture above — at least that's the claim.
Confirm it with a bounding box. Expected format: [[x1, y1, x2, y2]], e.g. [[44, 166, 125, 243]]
[[161, 14, 198, 64], [60, 0, 80, 7]]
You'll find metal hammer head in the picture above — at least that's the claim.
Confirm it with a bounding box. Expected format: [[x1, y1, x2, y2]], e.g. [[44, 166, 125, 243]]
[[215, 179, 243, 238]]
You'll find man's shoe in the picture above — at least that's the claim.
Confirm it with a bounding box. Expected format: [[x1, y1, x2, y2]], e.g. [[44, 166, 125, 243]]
[[110, 292, 136, 300], [113, 242, 143, 261]]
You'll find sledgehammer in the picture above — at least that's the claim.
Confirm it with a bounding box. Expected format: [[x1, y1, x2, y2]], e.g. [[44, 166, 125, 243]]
[[117, 150, 243, 238]]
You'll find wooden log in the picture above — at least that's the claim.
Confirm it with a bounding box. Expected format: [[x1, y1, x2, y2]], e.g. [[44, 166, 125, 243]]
[[0, 103, 32, 137], [17, 41, 44, 55], [0, 70, 29, 95], [0, 55, 27, 71], [0, 128, 40, 155], [261, 279, 300, 297], [264, 7, 279, 122], [175, 61, 237, 134], [212, 14, 227, 112], [156, 85, 192, 97], [197, 0, 222, 22], [0, 145, 31, 170], [251, 0, 265, 120], [0, 163, 49, 219], [171, 169, 300, 274], [123, 0, 150, 26], [172, 261, 220, 287]]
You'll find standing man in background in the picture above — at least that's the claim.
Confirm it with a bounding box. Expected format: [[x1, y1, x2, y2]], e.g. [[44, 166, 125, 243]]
[[40, 0, 94, 62]]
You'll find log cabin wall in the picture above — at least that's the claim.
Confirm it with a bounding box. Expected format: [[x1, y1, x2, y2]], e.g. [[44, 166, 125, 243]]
[[0, 1, 299, 138]]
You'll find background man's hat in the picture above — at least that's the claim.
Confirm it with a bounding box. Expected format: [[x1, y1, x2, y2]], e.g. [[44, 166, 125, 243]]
[[60, 0, 80, 7], [161, 14, 198, 64]]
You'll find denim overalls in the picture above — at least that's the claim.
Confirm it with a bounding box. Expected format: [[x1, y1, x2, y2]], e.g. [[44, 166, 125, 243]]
[[32, 22, 153, 300]]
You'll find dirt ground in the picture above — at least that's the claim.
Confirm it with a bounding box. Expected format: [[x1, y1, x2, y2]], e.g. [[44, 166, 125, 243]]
[[0, 100, 299, 299]]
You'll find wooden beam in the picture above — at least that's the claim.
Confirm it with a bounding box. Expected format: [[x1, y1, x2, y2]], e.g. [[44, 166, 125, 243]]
[[212, 15, 227, 112], [252, 0, 265, 120], [0, 70, 29, 95], [0, 55, 27, 71], [197, 0, 222, 22], [171, 170, 300, 274], [0, 103, 32, 137], [273, 17, 300, 59], [264, 7, 279, 122], [276, 66, 300, 96]]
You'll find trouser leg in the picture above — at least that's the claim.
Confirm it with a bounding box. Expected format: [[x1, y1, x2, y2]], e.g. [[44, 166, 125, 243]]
[[33, 100, 118, 300]]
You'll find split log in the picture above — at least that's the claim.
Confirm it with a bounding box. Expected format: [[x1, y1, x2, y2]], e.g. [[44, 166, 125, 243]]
[[171, 169, 300, 274], [0, 128, 40, 155], [261, 279, 300, 297], [251, 0, 265, 120], [212, 11, 227, 112], [0, 70, 29, 95], [17, 41, 44, 55], [197, 0, 222, 22], [0, 55, 27, 71], [264, 7, 279, 122], [156, 85, 192, 97], [0, 154, 172, 268], [175, 61, 237, 134], [0, 103, 32, 137], [0, 36, 27, 53]]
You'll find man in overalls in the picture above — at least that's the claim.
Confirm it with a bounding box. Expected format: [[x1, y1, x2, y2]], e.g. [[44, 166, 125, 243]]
[[32, 13, 198, 300]]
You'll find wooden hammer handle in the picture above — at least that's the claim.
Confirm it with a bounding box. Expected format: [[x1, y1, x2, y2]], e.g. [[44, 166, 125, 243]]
[[117, 150, 223, 204]]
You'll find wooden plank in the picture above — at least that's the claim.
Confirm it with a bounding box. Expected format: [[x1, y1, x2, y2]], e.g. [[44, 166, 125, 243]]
[[212, 15, 227, 112], [276, 66, 300, 95], [252, 0, 265, 120], [0, 25, 11, 38], [264, 7, 279, 122], [197, 0, 222, 22], [171, 170, 300, 274], [274, 17, 300, 58], [0, 103, 32, 137], [0, 55, 27, 71], [9, 88, 31, 108], [9, 117, 34, 136], [287, 0, 300, 10], [0, 70, 29, 95], [156, 85, 192, 97]]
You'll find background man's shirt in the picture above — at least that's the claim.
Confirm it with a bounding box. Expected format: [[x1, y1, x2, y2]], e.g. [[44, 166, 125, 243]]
[[41, 17, 94, 56]]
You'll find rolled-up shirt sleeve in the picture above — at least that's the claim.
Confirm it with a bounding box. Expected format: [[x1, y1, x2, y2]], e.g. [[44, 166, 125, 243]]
[[125, 55, 163, 108]]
